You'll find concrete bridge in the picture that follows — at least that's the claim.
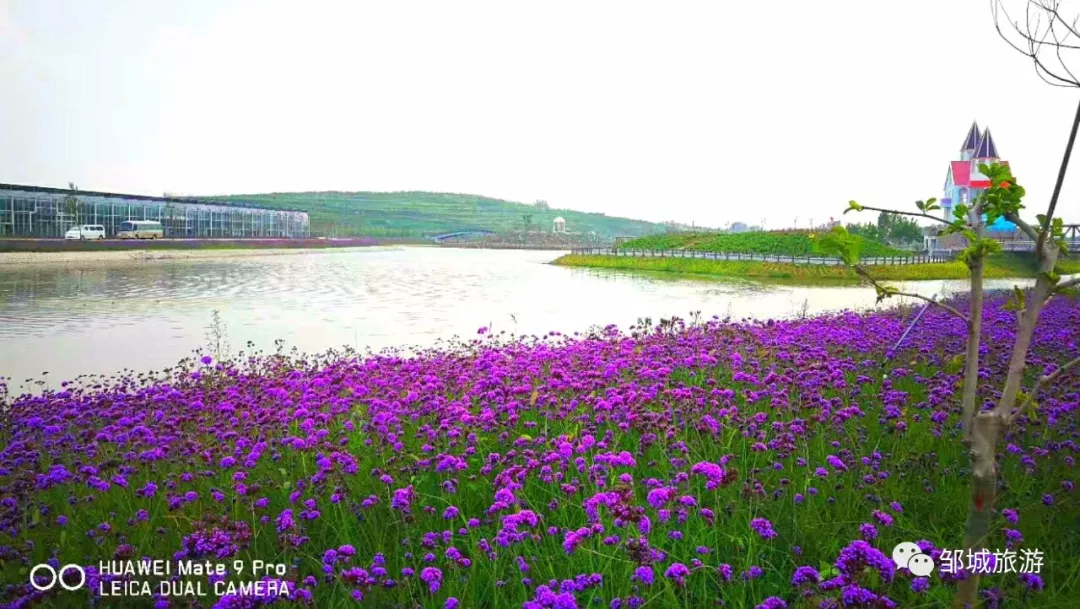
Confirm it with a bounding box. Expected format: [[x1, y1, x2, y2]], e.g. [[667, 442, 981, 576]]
[[430, 230, 496, 243]]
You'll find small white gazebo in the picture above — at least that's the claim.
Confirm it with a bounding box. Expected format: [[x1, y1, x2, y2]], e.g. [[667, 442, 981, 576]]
[[553, 217, 566, 233]]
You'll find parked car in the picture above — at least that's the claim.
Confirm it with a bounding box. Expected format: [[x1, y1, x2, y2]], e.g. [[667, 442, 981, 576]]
[[64, 225, 107, 240]]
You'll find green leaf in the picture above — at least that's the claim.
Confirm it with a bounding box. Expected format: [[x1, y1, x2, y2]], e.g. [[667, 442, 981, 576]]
[[1004, 286, 1026, 311], [1052, 217, 1066, 239], [818, 563, 840, 579], [953, 203, 970, 221], [867, 569, 883, 589], [815, 225, 861, 265], [873, 284, 899, 304]]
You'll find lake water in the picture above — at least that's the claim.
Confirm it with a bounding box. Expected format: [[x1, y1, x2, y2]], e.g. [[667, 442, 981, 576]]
[[0, 246, 1035, 389]]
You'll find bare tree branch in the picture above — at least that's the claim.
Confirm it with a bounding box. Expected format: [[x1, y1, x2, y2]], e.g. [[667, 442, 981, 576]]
[[1052, 16, 1080, 83], [1032, 0, 1080, 40], [1004, 211, 1042, 242], [1003, 1, 1080, 49], [1046, 276, 1080, 307], [1056, 276, 1080, 290], [854, 205, 957, 228], [993, 0, 1080, 87], [1027, 1, 1080, 86], [852, 265, 969, 322], [1039, 97, 1080, 252], [1007, 353, 1080, 424]]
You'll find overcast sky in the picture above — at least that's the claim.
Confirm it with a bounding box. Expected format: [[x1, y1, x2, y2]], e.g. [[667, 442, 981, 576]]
[[2, 0, 1078, 228]]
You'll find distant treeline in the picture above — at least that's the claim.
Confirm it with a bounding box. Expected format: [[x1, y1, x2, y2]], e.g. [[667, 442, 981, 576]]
[[845, 212, 924, 246]]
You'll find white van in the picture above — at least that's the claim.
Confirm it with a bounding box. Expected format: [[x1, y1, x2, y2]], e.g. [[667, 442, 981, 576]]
[[64, 225, 107, 240]]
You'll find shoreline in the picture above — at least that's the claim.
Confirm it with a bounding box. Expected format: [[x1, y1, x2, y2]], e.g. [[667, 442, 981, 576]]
[[0, 237, 425, 253], [0, 245, 404, 265]]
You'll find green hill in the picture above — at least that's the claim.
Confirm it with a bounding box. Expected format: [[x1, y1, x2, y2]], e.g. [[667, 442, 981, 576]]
[[619, 231, 909, 258], [205, 191, 669, 238]]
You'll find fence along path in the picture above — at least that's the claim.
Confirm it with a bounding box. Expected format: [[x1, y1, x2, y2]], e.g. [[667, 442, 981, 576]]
[[569, 248, 954, 266]]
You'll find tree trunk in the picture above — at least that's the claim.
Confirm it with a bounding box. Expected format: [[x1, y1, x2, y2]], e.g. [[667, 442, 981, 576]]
[[960, 257, 985, 436], [956, 247, 1058, 607], [994, 270, 1055, 415], [955, 411, 1003, 607]]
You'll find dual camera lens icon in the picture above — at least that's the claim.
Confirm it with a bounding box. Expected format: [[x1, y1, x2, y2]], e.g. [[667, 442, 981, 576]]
[[892, 542, 935, 577], [29, 564, 86, 591]]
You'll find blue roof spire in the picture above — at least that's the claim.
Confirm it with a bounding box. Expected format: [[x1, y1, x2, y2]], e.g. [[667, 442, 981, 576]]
[[961, 121, 981, 152], [975, 128, 999, 159]]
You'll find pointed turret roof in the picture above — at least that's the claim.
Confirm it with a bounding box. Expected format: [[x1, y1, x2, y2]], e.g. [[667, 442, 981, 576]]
[[975, 128, 999, 159], [961, 121, 981, 152]]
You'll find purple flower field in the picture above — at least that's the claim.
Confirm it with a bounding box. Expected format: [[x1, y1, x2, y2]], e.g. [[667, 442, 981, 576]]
[[0, 294, 1077, 608]]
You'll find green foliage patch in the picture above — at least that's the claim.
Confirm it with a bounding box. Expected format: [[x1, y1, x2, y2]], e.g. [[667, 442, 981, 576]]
[[618, 231, 908, 258]]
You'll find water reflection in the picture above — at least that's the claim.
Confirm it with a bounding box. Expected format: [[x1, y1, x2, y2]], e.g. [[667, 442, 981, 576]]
[[0, 247, 1039, 387]]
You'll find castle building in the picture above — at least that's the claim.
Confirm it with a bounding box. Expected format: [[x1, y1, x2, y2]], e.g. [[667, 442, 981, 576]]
[[941, 122, 1015, 231]]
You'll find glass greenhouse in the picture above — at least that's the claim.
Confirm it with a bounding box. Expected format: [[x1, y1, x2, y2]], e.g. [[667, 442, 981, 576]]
[[0, 184, 310, 239]]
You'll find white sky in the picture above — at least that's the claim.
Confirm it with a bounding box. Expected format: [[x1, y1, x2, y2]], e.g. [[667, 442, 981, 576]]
[[1, 0, 1078, 228]]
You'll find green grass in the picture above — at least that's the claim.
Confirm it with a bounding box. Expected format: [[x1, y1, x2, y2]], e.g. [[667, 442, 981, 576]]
[[619, 231, 908, 258], [554, 253, 1080, 282], [991, 251, 1080, 275], [204, 192, 671, 238]]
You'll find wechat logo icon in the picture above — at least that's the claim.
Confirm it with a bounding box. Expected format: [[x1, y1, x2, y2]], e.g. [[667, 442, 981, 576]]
[[892, 542, 935, 577]]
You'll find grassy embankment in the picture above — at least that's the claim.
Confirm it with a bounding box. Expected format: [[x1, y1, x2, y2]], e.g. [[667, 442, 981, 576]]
[[558, 232, 1080, 281], [555, 253, 1080, 281], [617, 231, 908, 257]]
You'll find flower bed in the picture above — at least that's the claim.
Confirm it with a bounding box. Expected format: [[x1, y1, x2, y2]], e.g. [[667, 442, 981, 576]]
[[1, 295, 1076, 608]]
